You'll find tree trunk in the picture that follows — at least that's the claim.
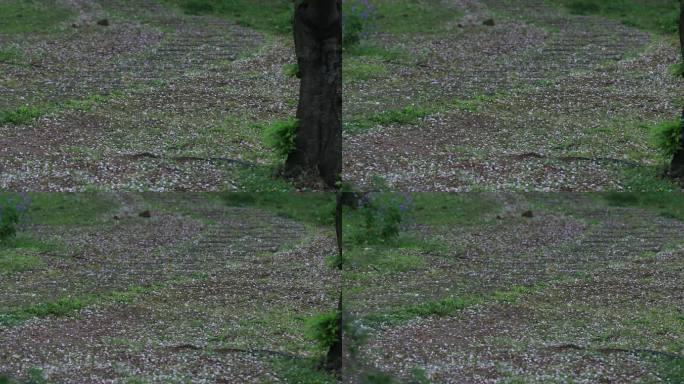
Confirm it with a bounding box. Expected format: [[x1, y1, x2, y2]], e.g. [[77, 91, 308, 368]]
[[674, 107, 684, 177], [324, 294, 343, 372], [323, 192, 343, 373], [285, 0, 342, 188], [671, 1, 684, 177]]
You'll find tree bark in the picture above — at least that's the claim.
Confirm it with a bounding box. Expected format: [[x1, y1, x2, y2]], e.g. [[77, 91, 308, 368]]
[[323, 192, 343, 373], [285, 0, 342, 188], [670, 1, 684, 177], [324, 294, 343, 372]]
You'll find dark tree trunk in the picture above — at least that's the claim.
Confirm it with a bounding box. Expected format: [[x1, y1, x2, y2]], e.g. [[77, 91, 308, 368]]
[[323, 192, 343, 373], [324, 294, 343, 372], [285, 0, 342, 188], [674, 107, 684, 177], [671, 1, 684, 177]]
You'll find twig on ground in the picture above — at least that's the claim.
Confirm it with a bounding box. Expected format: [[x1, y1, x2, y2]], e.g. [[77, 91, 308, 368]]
[[547, 343, 683, 359], [120, 152, 256, 167], [510, 152, 641, 167], [167, 344, 299, 358]]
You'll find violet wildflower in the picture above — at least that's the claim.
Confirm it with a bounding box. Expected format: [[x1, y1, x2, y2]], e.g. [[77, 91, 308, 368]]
[[342, 0, 376, 48]]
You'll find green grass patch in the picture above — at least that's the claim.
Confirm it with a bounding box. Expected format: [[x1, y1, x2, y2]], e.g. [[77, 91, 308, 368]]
[[368, 106, 432, 125], [0, 200, 21, 244], [0, 234, 68, 256], [363, 296, 480, 327], [344, 105, 436, 134], [366, 252, 425, 272], [344, 245, 428, 273], [0, 368, 47, 384], [580, 307, 684, 364], [409, 367, 432, 384], [342, 192, 412, 246], [343, 232, 450, 275], [0, 47, 26, 64], [230, 165, 296, 192], [344, 42, 413, 63], [260, 118, 298, 160], [221, 192, 336, 227], [0, 249, 44, 274], [409, 193, 502, 226], [343, 60, 389, 82], [282, 63, 299, 78], [164, 113, 262, 159], [453, 93, 503, 112], [356, 372, 402, 384], [62, 92, 121, 112], [618, 166, 683, 192], [209, 306, 310, 352], [306, 311, 340, 352], [161, 0, 293, 35], [0, 278, 196, 327], [61, 91, 124, 113], [344, 93, 506, 134], [650, 119, 682, 159], [601, 192, 684, 222], [549, 0, 680, 35], [0, 106, 45, 125], [668, 63, 684, 78], [23, 193, 119, 226], [609, 308, 684, 383], [660, 357, 684, 384], [0, 297, 90, 326], [63, 145, 104, 161], [0, 91, 125, 125], [362, 283, 548, 327], [268, 357, 338, 384], [342, 193, 497, 263], [547, 118, 657, 162], [491, 283, 547, 304], [371, 0, 463, 35], [0, 0, 74, 35]]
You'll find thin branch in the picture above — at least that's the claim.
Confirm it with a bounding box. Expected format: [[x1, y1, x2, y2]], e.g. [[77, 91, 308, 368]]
[[547, 343, 683, 359], [166, 344, 299, 358], [509, 152, 641, 167], [120, 152, 256, 167]]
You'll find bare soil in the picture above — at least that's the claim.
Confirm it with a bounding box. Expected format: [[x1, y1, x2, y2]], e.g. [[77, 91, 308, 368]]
[[0, 194, 339, 383], [343, 0, 684, 191], [344, 194, 684, 383]]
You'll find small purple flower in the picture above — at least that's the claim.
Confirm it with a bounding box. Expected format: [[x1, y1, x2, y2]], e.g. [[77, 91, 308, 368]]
[[342, 0, 376, 46], [0, 194, 24, 241]]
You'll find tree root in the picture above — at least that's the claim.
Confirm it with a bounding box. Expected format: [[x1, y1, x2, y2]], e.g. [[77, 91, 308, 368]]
[[547, 343, 682, 359], [560, 156, 641, 168], [0, 59, 41, 68], [120, 152, 255, 167], [167, 344, 298, 359], [510, 152, 641, 168]]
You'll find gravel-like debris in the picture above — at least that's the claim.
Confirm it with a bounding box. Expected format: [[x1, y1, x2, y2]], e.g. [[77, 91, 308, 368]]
[[0, 0, 298, 191], [345, 194, 684, 382], [0, 194, 339, 383], [343, 0, 684, 191]]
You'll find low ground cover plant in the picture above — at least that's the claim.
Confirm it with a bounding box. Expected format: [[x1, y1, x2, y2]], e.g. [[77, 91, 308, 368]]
[[347, 193, 412, 245], [651, 119, 681, 159], [0, 195, 28, 244], [343, 0, 376, 49], [262, 118, 298, 160]]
